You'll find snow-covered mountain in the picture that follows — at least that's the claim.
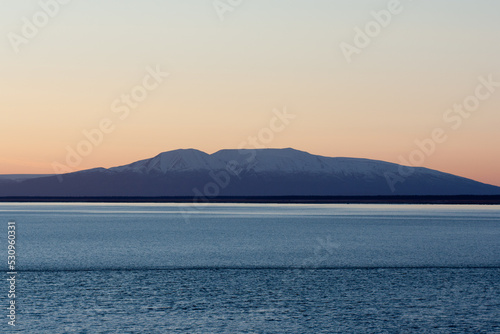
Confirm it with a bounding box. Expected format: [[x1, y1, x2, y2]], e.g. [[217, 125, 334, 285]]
[[1, 148, 499, 197], [111, 149, 227, 174]]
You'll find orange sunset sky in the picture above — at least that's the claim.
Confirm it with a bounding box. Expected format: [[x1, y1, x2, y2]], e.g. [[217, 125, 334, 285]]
[[1, 0, 499, 186]]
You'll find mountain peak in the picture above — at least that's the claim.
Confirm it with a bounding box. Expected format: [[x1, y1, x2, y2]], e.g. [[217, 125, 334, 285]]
[[154, 149, 223, 172], [112, 148, 225, 174]]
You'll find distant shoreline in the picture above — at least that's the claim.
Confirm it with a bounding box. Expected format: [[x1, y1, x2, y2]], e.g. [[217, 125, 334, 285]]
[[1, 196, 500, 204]]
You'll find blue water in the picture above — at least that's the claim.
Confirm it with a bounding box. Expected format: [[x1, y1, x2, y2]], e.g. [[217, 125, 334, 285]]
[[1, 203, 500, 333]]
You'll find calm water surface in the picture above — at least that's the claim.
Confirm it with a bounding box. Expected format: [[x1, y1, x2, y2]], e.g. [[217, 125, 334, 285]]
[[1, 203, 499, 333]]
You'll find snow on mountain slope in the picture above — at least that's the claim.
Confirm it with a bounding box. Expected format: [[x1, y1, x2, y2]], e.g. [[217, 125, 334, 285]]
[[110, 147, 403, 177], [111, 149, 226, 174], [213, 148, 418, 178], [108, 147, 482, 184], [104, 147, 490, 190]]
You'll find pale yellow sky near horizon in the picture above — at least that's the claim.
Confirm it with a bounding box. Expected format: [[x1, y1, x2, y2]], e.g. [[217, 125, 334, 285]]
[[1, 0, 499, 186]]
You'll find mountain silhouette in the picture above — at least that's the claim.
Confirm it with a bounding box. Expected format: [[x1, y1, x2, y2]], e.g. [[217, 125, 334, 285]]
[[1, 148, 499, 197]]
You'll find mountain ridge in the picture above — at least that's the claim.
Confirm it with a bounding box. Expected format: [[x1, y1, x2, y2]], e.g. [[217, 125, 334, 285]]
[[0, 148, 499, 197]]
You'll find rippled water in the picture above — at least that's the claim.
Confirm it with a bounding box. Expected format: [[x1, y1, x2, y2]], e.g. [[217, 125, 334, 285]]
[[1, 203, 499, 333]]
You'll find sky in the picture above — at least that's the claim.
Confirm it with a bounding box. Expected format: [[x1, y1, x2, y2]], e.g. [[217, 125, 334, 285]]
[[1, 0, 499, 186]]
